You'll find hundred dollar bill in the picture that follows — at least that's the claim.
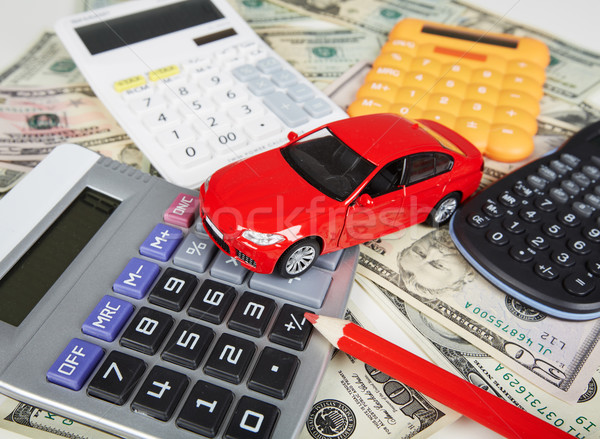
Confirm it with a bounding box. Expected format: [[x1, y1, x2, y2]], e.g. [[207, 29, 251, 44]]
[[357, 275, 600, 438], [0, 32, 84, 87], [357, 226, 600, 403], [0, 84, 144, 169], [0, 396, 117, 439], [300, 287, 460, 439]]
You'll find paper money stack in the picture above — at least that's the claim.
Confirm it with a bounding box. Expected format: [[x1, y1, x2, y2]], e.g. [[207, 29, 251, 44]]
[[2, 0, 600, 438]]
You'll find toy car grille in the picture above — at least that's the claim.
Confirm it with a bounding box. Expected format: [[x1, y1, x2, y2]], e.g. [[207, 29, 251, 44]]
[[236, 250, 257, 267]]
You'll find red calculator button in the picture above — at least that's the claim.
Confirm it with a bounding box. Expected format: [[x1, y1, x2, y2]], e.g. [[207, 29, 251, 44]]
[[164, 193, 198, 228]]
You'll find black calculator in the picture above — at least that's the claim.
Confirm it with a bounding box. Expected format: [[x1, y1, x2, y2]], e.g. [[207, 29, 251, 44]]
[[450, 121, 600, 321], [0, 144, 358, 438]]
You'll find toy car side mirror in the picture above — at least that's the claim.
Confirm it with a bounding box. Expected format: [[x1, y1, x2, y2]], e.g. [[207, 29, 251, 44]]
[[287, 131, 298, 141], [356, 193, 374, 207]]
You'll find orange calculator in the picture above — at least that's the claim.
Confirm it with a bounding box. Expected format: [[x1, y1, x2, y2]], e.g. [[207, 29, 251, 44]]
[[348, 18, 550, 162]]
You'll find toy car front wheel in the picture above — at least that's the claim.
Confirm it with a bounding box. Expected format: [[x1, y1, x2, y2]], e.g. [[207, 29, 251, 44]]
[[427, 192, 461, 226], [277, 239, 321, 278]]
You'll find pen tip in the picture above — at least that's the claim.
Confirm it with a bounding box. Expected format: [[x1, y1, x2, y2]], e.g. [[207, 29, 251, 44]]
[[304, 312, 319, 324]]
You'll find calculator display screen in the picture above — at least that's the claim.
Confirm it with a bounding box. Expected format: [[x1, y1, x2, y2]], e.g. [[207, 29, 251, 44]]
[[75, 0, 225, 55], [0, 188, 120, 327]]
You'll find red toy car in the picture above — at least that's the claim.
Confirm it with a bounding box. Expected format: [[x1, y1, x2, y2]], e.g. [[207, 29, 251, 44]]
[[199, 113, 483, 277]]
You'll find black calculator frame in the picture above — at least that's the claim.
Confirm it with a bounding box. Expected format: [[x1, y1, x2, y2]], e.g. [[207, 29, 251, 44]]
[[450, 121, 600, 320]]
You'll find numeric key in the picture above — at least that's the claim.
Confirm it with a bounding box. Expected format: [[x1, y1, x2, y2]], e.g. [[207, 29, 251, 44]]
[[88, 351, 146, 405], [120, 307, 173, 355], [161, 320, 214, 369], [148, 268, 198, 311], [131, 366, 188, 421], [204, 333, 256, 384], [176, 380, 234, 437]]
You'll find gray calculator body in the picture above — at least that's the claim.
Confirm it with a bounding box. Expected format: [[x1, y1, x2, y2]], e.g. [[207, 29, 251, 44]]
[[0, 144, 357, 438]]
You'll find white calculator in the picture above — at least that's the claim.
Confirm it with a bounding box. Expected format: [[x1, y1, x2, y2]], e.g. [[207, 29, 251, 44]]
[[55, 0, 347, 189], [0, 144, 358, 438]]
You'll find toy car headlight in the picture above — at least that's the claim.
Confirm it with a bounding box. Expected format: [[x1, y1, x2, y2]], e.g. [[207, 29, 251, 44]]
[[241, 230, 285, 246]]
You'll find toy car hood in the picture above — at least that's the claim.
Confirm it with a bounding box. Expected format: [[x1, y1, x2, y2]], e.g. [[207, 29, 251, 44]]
[[201, 148, 340, 235]]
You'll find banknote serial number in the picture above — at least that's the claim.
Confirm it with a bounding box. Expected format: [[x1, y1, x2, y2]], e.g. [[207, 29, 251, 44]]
[[496, 364, 597, 435], [464, 302, 557, 356]]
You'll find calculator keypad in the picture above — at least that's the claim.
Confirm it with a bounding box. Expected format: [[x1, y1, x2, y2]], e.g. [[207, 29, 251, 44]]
[[116, 42, 335, 184], [451, 125, 600, 319], [46, 191, 353, 438], [347, 19, 548, 163]]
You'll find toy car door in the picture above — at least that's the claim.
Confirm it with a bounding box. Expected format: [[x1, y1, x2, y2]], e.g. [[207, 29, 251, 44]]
[[396, 152, 453, 227], [338, 158, 407, 247]]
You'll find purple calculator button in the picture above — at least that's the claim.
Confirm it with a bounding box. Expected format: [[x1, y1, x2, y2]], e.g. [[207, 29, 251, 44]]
[[113, 257, 160, 299], [47, 338, 104, 390], [139, 224, 184, 261], [82, 295, 134, 341]]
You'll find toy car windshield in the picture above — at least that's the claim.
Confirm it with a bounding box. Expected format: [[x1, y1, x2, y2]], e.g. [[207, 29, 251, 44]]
[[280, 128, 376, 201]]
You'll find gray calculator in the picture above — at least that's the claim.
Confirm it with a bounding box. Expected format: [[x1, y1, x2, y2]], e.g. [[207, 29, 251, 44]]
[[0, 144, 358, 438]]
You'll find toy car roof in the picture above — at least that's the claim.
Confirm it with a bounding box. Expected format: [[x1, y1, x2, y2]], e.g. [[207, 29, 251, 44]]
[[327, 113, 446, 166]]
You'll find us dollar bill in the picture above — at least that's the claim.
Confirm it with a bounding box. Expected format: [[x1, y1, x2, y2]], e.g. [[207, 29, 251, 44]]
[[257, 27, 383, 89], [228, 0, 310, 27], [266, 0, 464, 37], [0, 85, 148, 169], [300, 289, 461, 439], [356, 274, 600, 438], [0, 32, 85, 87], [357, 226, 600, 403], [0, 397, 117, 439]]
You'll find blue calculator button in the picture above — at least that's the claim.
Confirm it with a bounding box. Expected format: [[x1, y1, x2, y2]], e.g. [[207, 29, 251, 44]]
[[113, 257, 160, 299], [82, 295, 134, 341], [140, 224, 184, 261], [47, 339, 104, 391]]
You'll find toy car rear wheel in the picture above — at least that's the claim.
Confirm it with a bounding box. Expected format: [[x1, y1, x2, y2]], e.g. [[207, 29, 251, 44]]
[[277, 239, 321, 278], [427, 192, 461, 226]]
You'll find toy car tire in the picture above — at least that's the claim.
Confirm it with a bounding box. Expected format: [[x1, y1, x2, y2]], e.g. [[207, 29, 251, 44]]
[[427, 192, 461, 226], [277, 239, 321, 278]]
